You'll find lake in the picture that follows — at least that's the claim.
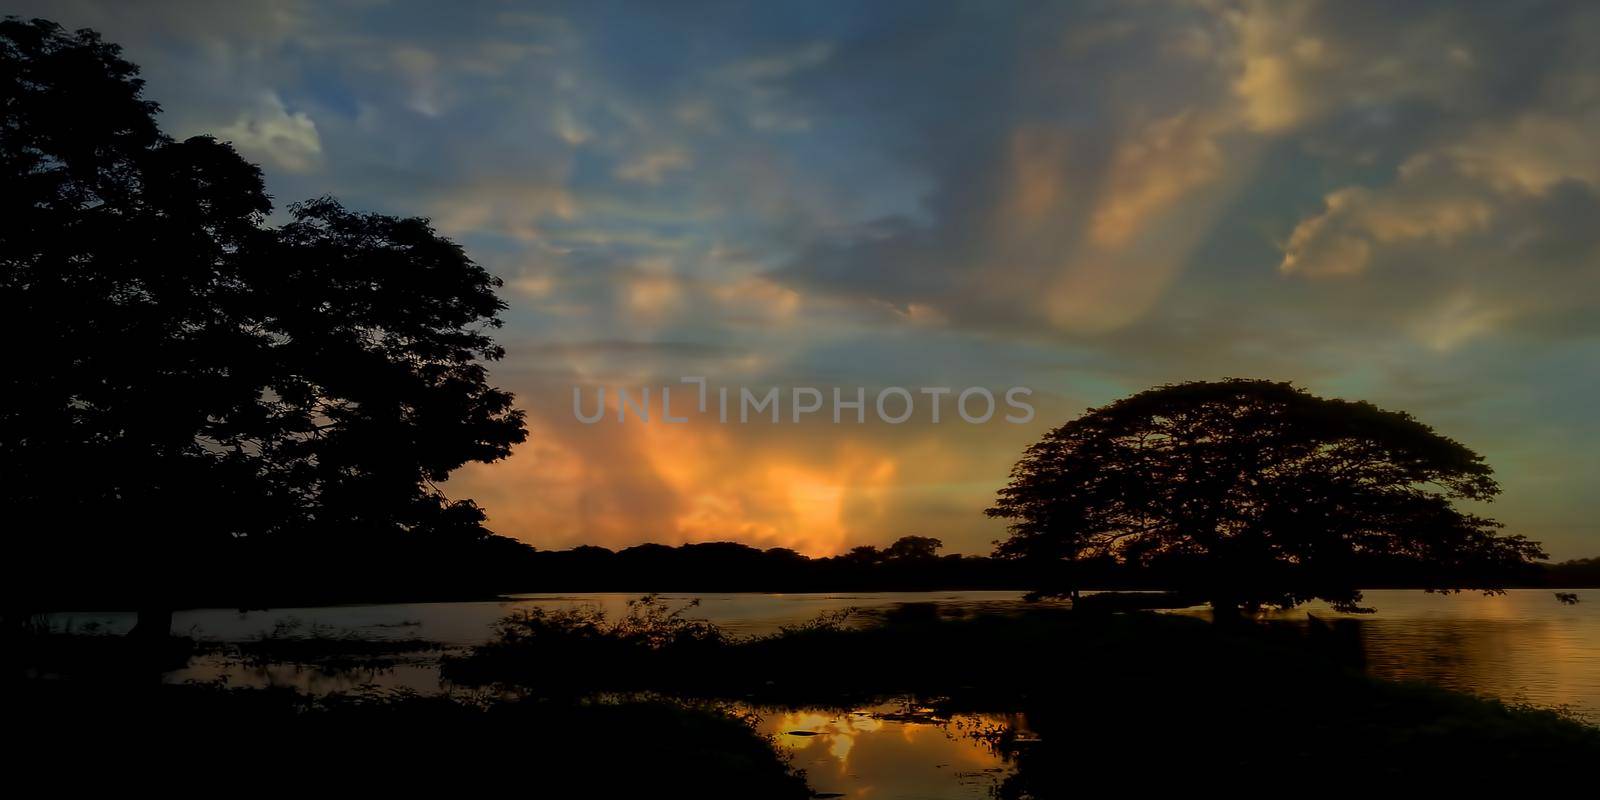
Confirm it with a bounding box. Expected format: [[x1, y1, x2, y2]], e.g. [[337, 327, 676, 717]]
[[48, 589, 1600, 718], [45, 589, 1599, 799]]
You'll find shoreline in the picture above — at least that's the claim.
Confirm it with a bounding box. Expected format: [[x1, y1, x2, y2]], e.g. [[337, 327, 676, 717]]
[[33, 584, 1595, 615]]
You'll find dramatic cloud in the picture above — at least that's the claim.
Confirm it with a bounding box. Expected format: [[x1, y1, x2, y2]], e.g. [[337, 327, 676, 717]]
[[15, 0, 1600, 557]]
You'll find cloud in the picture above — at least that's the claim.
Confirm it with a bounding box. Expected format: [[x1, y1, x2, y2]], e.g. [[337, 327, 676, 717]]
[[614, 148, 691, 184], [776, 45, 1244, 336], [26, 0, 1600, 558], [1280, 159, 1496, 279], [216, 91, 322, 172], [716, 41, 833, 83], [1281, 114, 1600, 349], [1090, 111, 1227, 248], [445, 373, 1066, 555], [1224, 0, 1486, 133], [426, 177, 578, 242]]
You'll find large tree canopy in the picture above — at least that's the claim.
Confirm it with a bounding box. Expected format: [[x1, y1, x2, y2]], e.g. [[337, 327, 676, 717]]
[[1, 19, 526, 624], [987, 380, 1544, 613]]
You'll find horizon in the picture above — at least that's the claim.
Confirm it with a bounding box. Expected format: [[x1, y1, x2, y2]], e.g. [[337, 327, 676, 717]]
[[13, 0, 1600, 560]]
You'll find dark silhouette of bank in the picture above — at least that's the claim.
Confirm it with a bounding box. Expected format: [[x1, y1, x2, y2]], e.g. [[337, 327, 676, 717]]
[[0, 18, 526, 636], [988, 380, 1546, 617], [433, 598, 1600, 788], [9, 678, 809, 797]]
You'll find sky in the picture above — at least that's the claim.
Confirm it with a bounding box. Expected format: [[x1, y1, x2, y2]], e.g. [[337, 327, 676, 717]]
[[10, 0, 1600, 559]]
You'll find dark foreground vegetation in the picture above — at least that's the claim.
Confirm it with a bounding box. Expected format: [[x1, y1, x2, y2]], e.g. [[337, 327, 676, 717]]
[[11, 599, 1598, 793], [8, 680, 809, 797], [440, 600, 1600, 791], [10, 612, 807, 796]]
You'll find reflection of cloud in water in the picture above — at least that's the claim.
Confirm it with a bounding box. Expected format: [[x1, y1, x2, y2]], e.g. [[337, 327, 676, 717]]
[[774, 710, 885, 768], [760, 704, 1015, 799]]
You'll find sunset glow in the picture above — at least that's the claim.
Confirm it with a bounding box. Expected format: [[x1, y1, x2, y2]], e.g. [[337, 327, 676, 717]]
[[21, 0, 1600, 558]]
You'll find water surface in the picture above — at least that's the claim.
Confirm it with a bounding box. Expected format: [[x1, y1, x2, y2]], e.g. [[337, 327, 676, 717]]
[[758, 703, 1018, 799], [48, 588, 1600, 719]]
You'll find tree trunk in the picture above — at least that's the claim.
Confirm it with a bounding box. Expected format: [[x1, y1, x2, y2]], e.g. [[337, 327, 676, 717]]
[[128, 606, 173, 641], [129, 550, 177, 641], [1209, 599, 1242, 625]]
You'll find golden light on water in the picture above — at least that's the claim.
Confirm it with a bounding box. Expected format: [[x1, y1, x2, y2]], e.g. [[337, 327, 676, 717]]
[[762, 706, 1016, 797]]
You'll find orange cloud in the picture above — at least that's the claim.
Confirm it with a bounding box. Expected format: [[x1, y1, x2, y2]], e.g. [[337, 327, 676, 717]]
[[442, 377, 1052, 556]]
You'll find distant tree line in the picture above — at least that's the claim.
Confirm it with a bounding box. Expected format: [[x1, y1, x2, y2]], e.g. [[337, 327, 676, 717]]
[[25, 533, 1600, 611], [1543, 557, 1600, 587]]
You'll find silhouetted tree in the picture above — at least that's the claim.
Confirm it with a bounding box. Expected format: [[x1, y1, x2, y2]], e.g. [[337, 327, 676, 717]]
[[885, 535, 944, 560], [987, 380, 1545, 616], [0, 19, 525, 635], [842, 545, 883, 566]]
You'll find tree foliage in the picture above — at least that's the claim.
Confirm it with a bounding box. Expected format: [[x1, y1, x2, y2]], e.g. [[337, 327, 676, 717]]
[[0, 19, 526, 614], [988, 380, 1544, 612], [885, 535, 944, 561]]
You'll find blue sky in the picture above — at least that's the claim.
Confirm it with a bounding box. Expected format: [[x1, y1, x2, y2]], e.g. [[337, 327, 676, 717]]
[[13, 0, 1600, 558]]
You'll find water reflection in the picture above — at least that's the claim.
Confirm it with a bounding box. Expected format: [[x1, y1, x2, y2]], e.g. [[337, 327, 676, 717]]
[[1353, 611, 1596, 721], [45, 591, 1049, 643], [173, 653, 449, 694], [1201, 589, 1600, 722], [46, 588, 1600, 720], [756, 703, 1017, 799]]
